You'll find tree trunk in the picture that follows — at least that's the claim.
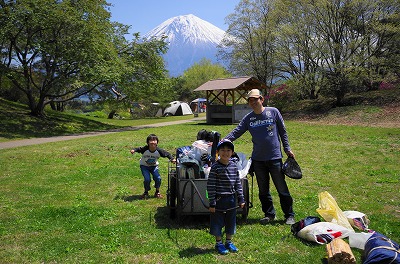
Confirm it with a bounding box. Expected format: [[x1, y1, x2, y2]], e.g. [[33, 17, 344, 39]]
[[56, 102, 64, 112], [28, 94, 46, 117], [50, 101, 56, 110], [108, 110, 116, 119], [335, 88, 345, 106]]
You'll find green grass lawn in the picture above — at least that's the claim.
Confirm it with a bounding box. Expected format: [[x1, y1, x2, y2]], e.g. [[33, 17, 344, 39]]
[[0, 120, 399, 263]]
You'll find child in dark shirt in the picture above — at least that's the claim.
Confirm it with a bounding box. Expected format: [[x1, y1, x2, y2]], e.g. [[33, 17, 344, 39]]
[[130, 134, 175, 199]]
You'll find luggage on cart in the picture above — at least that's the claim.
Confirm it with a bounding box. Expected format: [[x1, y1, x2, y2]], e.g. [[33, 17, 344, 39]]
[[167, 166, 252, 221], [167, 129, 253, 222]]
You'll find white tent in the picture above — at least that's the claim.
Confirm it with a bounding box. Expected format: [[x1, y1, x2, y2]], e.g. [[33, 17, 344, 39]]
[[163, 101, 193, 116]]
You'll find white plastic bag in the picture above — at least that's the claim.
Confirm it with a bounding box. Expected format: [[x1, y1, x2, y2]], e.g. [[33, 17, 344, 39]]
[[191, 140, 211, 164], [316, 191, 354, 231], [343, 210, 370, 231], [348, 232, 373, 250], [233, 153, 251, 179], [297, 222, 352, 244]]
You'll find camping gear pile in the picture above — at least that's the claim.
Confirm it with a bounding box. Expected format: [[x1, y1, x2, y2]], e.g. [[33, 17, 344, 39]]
[[291, 191, 400, 264], [167, 129, 253, 222]]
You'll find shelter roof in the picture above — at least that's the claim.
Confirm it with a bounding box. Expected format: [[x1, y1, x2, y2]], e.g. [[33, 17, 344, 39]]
[[191, 98, 207, 103], [194, 76, 267, 92]]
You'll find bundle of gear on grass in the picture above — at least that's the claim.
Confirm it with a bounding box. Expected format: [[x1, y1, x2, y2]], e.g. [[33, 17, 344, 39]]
[[290, 191, 399, 264], [166, 129, 253, 222]]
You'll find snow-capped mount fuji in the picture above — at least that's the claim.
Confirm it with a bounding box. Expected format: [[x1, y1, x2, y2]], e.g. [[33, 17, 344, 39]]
[[143, 14, 227, 76]]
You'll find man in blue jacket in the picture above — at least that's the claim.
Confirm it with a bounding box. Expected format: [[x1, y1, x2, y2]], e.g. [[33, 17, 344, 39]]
[[225, 89, 296, 225]]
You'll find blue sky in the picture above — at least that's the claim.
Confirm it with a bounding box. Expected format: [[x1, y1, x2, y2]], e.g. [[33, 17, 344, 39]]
[[106, 0, 241, 36]]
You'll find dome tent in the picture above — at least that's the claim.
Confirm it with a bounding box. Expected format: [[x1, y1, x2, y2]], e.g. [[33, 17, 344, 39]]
[[163, 101, 193, 116]]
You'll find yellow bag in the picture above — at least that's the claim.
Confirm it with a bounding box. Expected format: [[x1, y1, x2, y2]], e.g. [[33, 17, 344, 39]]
[[316, 191, 354, 231]]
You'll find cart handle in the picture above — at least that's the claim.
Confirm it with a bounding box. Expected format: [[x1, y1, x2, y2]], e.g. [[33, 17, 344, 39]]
[[181, 179, 243, 212]]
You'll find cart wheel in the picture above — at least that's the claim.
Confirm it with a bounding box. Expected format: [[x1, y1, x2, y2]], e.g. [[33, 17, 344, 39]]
[[169, 175, 177, 219], [242, 178, 250, 220]]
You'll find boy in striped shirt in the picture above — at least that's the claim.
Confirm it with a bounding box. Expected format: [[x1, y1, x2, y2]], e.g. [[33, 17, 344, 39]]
[[207, 139, 245, 255]]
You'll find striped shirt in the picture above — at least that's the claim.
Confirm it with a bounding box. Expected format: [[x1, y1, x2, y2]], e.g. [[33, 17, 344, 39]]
[[207, 160, 244, 208]]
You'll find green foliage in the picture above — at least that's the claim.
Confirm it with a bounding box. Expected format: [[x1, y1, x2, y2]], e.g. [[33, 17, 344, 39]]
[[179, 58, 231, 102], [115, 34, 171, 105], [0, 1, 171, 117], [0, 0, 120, 116], [221, 0, 278, 85], [221, 0, 400, 105]]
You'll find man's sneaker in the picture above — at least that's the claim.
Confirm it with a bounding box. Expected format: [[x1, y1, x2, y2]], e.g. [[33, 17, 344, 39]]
[[215, 243, 229, 255], [225, 241, 238, 253], [260, 216, 276, 224], [285, 216, 295, 225], [140, 192, 149, 199], [154, 191, 162, 198]]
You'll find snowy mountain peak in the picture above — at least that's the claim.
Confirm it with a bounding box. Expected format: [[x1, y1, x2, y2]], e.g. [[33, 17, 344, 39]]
[[142, 14, 227, 76], [143, 14, 226, 45]]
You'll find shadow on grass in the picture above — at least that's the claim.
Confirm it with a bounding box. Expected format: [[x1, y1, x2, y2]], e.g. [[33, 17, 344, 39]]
[[120, 194, 144, 201], [178, 246, 215, 258], [0, 98, 123, 140], [152, 206, 259, 230], [153, 206, 210, 230]]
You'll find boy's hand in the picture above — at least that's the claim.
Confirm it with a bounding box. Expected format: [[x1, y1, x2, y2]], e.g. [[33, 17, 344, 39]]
[[130, 149, 135, 154], [209, 207, 215, 213], [171, 158, 176, 164], [240, 203, 245, 209]]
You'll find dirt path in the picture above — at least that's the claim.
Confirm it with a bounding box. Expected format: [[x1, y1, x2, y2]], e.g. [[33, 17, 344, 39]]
[[0, 117, 206, 150]]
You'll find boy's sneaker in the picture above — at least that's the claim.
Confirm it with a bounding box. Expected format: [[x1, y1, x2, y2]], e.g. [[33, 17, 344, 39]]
[[285, 216, 295, 225], [260, 215, 276, 224], [140, 192, 149, 200], [225, 241, 238, 253], [154, 191, 162, 198], [215, 243, 228, 255]]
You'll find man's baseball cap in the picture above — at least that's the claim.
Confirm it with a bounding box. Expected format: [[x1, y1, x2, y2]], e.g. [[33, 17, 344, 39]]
[[247, 89, 263, 99], [217, 139, 234, 151]]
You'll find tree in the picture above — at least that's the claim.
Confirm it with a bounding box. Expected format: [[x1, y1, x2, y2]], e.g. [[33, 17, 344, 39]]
[[0, 0, 123, 116], [276, 0, 400, 104], [101, 32, 172, 117], [221, 0, 399, 105], [274, 0, 324, 99], [219, 0, 279, 89], [363, 0, 400, 87], [179, 58, 231, 101]]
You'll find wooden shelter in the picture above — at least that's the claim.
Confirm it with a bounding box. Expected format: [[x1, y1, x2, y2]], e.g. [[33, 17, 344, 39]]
[[194, 76, 267, 124]]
